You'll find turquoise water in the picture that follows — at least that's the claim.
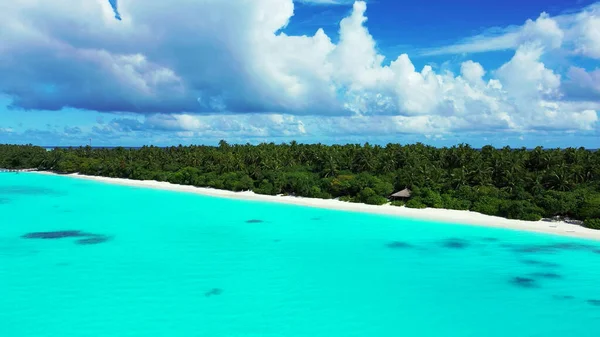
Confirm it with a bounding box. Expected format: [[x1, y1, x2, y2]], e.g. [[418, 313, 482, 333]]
[[1, 173, 600, 337]]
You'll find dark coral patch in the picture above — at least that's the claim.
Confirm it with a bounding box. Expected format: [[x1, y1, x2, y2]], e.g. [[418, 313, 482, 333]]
[[441, 238, 469, 249], [520, 259, 560, 268], [75, 236, 111, 245], [508, 242, 598, 254], [22, 230, 89, 239], [480, 237, 499, 242], [550, 242, 596, 251], [22, 230, 112, 245], [245, 219, 264, 223], [0, 198, 10, 204], [205, 288, 223, 297], [553, 295, 574, 300], [587, 300, 600, 307], [386, 241, 414, 249], [531, 272, 562, 279], [511, 245, 555, 254], [511, 277, 539, 288]]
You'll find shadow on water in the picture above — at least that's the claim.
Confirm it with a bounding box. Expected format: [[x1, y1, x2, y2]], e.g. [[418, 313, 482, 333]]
[[245, 219, 264, 224], [205, 288, 223, 297]]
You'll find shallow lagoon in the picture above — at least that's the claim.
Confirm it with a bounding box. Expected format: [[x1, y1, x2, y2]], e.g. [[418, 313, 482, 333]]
[[1, 173, 600, 337]]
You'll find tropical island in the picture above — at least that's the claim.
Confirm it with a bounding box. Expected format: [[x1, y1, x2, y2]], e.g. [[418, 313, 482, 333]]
[[1, 142, 599, 230]]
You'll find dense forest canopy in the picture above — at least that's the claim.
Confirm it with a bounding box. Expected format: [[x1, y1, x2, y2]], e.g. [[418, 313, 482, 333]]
[[1, 142, 600, 229]]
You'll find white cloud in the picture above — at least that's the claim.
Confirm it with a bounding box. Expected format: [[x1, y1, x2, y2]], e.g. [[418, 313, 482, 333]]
[[422, 12, 564, 56], [572, 10, 600, 58], [422, 5, 600, 57], [496, 44, 561, 98], [145, 114, 207, 132], [518, 13, 564, 49], [460, 61, 486, 85], [0, 0, 598, 138]]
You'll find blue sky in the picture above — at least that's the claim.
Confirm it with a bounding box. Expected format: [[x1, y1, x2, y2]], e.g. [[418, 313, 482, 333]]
[[0, 0, 599, 147]]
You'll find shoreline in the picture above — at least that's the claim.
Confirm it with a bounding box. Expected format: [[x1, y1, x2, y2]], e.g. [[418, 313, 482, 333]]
[[32, 171, 600, 241]]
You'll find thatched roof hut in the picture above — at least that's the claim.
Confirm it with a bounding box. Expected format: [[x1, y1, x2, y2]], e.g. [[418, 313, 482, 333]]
[[389, 188, 412, 199]]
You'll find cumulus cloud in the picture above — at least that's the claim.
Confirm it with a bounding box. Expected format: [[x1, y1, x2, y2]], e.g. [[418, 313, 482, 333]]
[[0, 0, 598, 137], [495, 45, 561, 99], [571, 9, 600, 58], [460, 61, 486, 85]]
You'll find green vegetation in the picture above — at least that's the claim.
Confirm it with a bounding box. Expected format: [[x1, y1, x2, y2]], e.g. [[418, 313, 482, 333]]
[[584, 219, 600, 230], [1, 142, 600, 226]]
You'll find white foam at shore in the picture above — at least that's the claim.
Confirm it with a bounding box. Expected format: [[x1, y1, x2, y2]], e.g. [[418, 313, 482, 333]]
[[32, 171, 600, 241]]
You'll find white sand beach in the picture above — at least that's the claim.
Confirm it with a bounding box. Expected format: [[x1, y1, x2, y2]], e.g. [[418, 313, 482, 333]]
[[34, 171, 600, 241]]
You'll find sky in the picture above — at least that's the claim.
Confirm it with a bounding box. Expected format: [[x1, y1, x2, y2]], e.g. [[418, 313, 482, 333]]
[[0, 0, 599, 147]]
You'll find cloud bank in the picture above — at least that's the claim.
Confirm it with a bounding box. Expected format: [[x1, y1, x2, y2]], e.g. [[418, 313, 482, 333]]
[[0, 0, 598, 141]]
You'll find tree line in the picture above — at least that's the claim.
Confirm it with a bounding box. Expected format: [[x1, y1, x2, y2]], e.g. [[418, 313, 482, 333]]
[[1, 142, 599, 229]]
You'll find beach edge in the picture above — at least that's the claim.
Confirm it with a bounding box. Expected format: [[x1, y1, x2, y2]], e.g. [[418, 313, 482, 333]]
[[31, 171, 600, 241]]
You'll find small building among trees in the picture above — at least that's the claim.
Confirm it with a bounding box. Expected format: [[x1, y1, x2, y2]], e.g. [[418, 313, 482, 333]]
[[389, 188, 412, 201]]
